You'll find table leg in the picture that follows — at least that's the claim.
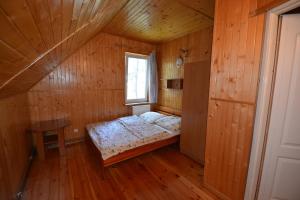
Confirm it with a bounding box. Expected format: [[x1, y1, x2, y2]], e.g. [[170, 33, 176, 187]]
[[36, 131, 45, 160], [58, 128, 66, 156]]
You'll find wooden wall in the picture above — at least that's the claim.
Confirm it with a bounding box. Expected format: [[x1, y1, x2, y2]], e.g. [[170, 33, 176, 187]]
[[28, 33, 155, 141], [253, 0, 289, 15], [156, 27, 213, 114], [0, 93, 32, 199], [257, 0, 286, 8], [204, 0, 265, 199]]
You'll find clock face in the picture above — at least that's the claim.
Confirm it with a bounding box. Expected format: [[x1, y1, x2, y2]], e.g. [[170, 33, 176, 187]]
[[176, 57, 183, 67]]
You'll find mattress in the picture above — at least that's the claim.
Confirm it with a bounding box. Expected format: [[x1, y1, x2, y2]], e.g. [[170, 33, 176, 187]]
[[86, 115, 180, 160]]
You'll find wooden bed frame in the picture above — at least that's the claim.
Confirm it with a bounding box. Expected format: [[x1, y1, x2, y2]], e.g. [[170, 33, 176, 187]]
[[86, 111, 180, 177]]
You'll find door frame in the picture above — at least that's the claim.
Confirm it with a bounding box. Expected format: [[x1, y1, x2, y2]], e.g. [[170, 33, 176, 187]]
[[244, 1, 300, 199]]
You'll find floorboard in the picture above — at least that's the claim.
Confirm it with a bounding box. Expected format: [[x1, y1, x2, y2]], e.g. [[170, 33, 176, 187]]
[[23, 142, 219, 200]]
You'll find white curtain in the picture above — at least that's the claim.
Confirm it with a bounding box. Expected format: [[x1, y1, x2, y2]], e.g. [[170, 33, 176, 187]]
[[148, 51, 158, 103]]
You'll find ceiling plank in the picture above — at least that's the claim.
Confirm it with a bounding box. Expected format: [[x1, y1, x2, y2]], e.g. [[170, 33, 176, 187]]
[[0, 0, 46, 53], [103, 0, 214, 43], [175, 0, 215, 18], [0, 9, 38, 59], [0, 0, 129, 98]]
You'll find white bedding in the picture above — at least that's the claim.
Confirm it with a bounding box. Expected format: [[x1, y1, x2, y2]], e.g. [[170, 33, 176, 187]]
[[86, 114, 180, 160]]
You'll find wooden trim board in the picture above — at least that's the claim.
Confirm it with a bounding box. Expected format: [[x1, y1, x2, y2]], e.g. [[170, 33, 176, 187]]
[[152, 105, 182, 116]]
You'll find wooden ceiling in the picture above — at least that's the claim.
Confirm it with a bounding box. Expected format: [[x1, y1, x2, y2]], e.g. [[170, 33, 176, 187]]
[[0, 0, 214, 98], [103, 0, 214, 42]]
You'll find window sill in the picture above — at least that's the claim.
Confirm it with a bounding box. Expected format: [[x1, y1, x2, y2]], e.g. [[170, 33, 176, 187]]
[[125, 102, 152, 106]]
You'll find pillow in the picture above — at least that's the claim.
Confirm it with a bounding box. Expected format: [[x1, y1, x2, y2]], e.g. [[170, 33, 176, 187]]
[[154, 116, 181, 132], [139, 112, 166, 124]]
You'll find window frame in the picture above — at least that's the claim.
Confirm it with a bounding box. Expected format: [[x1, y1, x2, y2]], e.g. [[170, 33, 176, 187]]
[[125, 52, 150, 104]]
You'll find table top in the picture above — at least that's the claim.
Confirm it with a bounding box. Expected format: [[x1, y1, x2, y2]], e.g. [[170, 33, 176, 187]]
[[29, 118, 70, 132]]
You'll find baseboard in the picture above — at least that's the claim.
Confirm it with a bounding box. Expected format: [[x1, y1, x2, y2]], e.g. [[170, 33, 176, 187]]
[[16, 137, 85, 199], [15, 147, 35, 200]]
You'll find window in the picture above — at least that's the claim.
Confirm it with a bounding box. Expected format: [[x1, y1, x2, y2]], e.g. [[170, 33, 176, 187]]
[[125, 53, 149, 104]]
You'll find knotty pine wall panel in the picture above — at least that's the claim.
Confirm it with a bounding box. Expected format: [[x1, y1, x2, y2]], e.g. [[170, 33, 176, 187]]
[[28, 33, 155, 141], [253, 0, 289, 15], [204, 0, 265, 199], [156, 27, 213, 114], [257, 0, 286, 8], [0, 93, 32, 199]]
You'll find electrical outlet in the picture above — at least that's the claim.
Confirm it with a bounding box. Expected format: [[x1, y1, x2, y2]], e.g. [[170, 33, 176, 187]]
[[73, 129, 79, 133]]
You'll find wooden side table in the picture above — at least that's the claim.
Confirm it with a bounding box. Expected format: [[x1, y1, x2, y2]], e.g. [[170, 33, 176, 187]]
[[29, 118, 70, 160]]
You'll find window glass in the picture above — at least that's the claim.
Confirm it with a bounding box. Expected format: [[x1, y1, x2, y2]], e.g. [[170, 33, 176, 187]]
[[125, 53, 149, 103]]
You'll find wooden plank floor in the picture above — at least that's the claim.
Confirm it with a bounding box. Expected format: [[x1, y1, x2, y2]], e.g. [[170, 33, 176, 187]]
[[23, 142, 219, 200]]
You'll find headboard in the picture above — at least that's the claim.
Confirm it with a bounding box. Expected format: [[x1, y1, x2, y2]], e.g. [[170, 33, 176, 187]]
[[151, 104, 181, 116], [154, 110, 174, 116]]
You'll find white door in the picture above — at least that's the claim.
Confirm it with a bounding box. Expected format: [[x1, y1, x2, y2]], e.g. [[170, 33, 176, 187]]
[[258, 14, 300, 200]]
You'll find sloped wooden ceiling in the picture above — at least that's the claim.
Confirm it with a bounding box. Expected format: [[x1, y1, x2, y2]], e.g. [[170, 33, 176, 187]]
[[0, 0, 214, 99], [0, 0, 127, 98]]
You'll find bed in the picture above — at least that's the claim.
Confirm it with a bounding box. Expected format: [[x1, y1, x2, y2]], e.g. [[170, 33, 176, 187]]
[[86, 111, 181, 174]]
